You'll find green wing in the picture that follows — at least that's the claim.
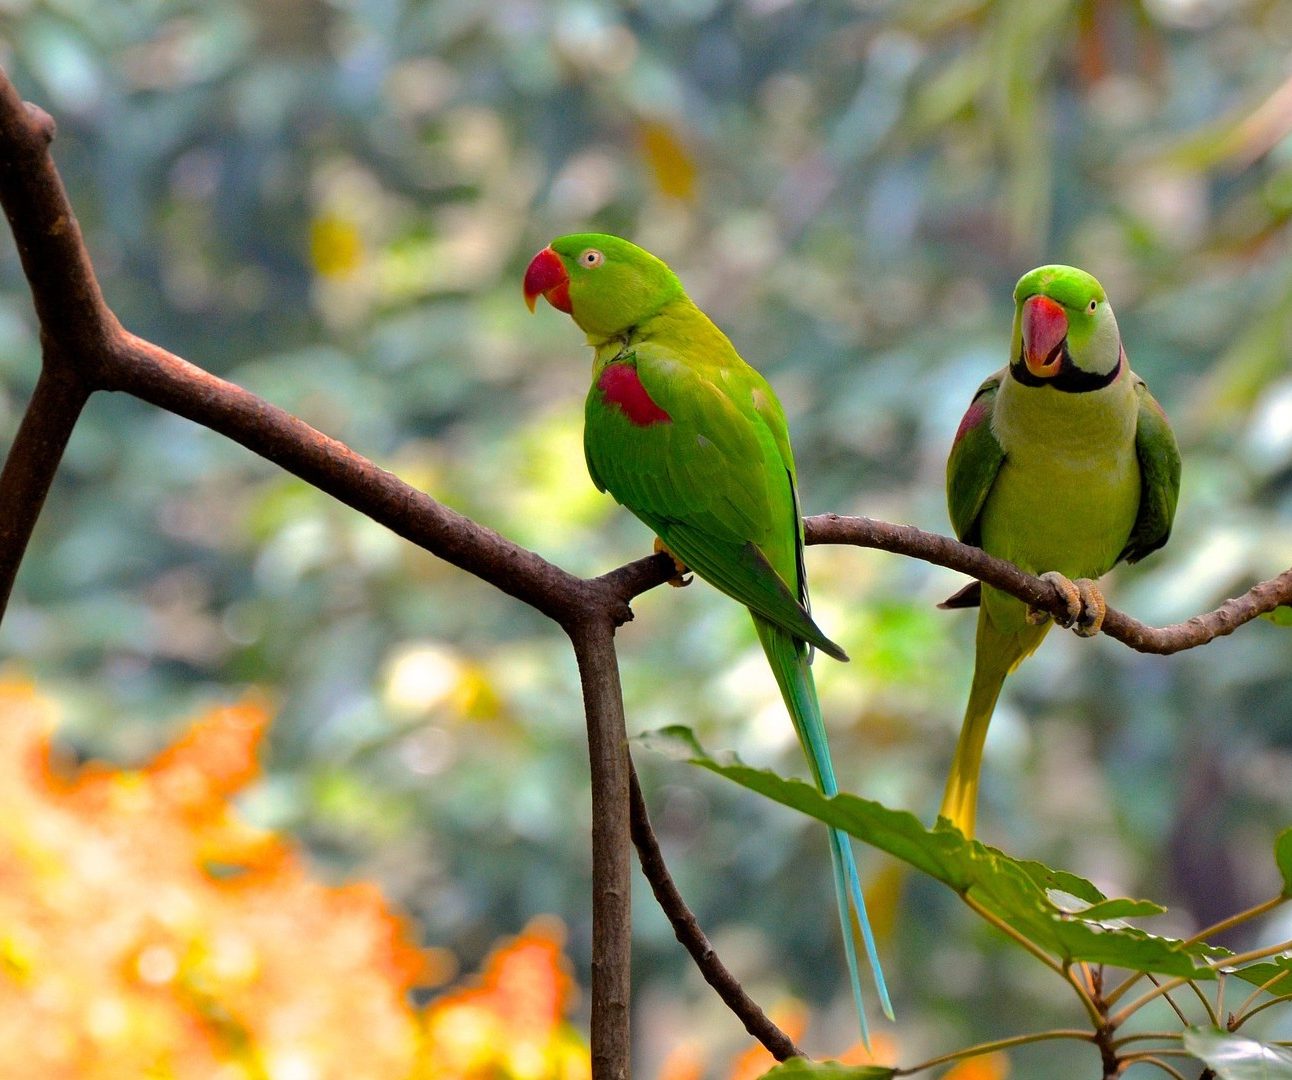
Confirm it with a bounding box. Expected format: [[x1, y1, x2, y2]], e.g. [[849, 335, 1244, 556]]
[[585, 346, 846, 660], [1119, 377, 1181, 564], [939, 373, 1006, 610], [947, 372, 1005, 545]]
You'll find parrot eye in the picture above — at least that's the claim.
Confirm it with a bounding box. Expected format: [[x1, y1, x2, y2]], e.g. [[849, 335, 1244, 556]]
[[1088, 299, 1098, 312], [579, 249, 605, 268]]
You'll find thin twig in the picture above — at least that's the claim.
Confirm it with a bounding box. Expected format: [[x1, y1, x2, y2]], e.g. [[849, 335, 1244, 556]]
[[1146, 973, 1195, 1027], [1231, 993, 1292, 1027], [892, 1028, 1094, 1076], [1232, 966, 1290, 1023], [627, 760, 804, 1060], [1110, 938, 1292, 1030], [961, 893, 1063, 975], [1112, 1032, 1183, 1048], [961, 893, 1105, 1027], [1105, 894, 1287, 1007], [1121, 1054, 1189, 1079]]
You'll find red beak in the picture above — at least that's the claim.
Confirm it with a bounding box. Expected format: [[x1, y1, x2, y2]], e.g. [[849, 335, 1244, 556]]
[[1021, 294, 1068, 378], [523, 247, 572, 314]]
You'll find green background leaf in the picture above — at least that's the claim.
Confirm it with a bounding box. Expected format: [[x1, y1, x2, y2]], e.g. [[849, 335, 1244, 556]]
[[1230, 955, 1292, 997], [1183, 1027, 1292, 1079], [1275, 828, 1292, 897]]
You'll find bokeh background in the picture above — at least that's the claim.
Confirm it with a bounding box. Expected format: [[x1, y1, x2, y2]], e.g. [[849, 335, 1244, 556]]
[[1, 0, 1292, 1074]]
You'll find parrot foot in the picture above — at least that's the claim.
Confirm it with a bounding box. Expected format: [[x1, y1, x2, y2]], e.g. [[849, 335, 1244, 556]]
[[1070, 578, 1106, 637], [1027, 572, 1106, 636], [653, 537, 692, 588], [1027, 571, 1082, 628]]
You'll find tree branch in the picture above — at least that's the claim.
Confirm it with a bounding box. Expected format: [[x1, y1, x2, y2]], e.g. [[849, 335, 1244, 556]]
[[4, 59, 1292, 1080], [570, 617, 635, 1080], [0, 360, 89, 613], [102, 332, 607, 628], [628, 759, 804, 1061], [0, 77, 120, 362], [806, 514, 1292, 656]]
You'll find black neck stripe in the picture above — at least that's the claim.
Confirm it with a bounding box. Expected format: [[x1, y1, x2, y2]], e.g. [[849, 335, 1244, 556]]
[[1010, 343, 1123, 393]]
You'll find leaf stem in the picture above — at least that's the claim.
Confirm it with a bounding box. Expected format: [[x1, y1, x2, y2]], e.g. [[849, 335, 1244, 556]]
[[1111, 1032, 1183, 1048], [1119, 1054, 1188, 1079], [1232, 967, 1290, 1024], [893, 1029, 1094, 1076], [1147, 973, 1195, 1027], [1231, 994, 1292, 1027], [959, 893, 1105, 1025], [1104, 895, 1287, 1007], [961, 893, 1062, 975], [1110, 938, 1292, 1029]]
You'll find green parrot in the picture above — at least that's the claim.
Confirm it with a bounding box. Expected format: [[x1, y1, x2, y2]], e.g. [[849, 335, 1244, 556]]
[[524, 232, 892, 1036], [941, 265, 1181, 838]]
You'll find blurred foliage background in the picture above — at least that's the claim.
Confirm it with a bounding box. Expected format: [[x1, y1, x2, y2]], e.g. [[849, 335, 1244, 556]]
[[1, 0, 1292, 1073]]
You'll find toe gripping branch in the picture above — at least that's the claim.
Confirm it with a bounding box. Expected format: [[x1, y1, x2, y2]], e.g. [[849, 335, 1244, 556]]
[[653, 537, 692, 588], [1028, 572, 1107, 637]]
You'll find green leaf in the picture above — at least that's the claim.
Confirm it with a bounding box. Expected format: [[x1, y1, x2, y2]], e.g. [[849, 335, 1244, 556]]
[[1183, 1027, 1292, 1079], [646, 726, 1222, 978], [1262, 605, 1292, 628], [1049, 894, 1167, 921], [1276, 828, 1292, 896], [1229, 955, 1292, 998], [756, 1059, 894, 1080]]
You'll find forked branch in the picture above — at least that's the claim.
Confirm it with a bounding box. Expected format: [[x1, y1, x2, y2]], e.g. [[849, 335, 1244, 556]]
[[3, 63, 1292, 1079]]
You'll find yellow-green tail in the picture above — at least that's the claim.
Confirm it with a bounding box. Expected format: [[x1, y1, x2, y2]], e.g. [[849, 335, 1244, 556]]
[[940, 608, 1048, 838], [753, 616, 893, 1043]]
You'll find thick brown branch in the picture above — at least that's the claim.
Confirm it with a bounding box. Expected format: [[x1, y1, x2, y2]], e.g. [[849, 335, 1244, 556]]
[[570, 618, 634, 1080], [0, 360, 90, 614], [805, 514, 1292, 656], [0, 75, 121, 363], [4, 61, 1292, 1080], [99, 333, 607, 628], [628, 760, 804, 1061]]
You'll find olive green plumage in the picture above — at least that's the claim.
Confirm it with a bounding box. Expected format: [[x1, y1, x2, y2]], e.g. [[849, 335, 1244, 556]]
[[942, 265, 1181, 837]]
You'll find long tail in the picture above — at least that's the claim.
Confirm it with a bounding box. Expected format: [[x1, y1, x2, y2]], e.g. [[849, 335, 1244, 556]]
[[753, 616, 893, 1041], [940, 607, 1048, 838]]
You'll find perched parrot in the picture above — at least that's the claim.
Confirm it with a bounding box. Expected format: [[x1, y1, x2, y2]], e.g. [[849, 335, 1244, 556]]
[[524, 232, 892, 1036], [941, 265, 1181, 838]]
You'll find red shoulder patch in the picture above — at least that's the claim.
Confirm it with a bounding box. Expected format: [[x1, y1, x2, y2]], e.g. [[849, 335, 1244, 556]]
[[953, 397, 990, 446], [597, 364, 672, 426]]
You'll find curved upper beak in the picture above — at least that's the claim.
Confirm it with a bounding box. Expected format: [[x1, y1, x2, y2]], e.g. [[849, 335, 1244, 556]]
[[1021, 294, 1069, 379], [523, 246, 572, 314]]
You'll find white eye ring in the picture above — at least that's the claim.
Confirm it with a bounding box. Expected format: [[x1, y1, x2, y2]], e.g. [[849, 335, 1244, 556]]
[[1088, 299, 1098, 312], [580, 249, 605, 268]]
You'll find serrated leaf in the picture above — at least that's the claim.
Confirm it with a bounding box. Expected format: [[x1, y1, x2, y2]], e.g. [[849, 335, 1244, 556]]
[[1183, 1027, 1292, 1079], [1062, 896, 1168, 921], [1229, 955, 1292, 998], [1276, 828, 1292, 896], [757, 1058, 894, 1080], [647, 726, 1223, 978]]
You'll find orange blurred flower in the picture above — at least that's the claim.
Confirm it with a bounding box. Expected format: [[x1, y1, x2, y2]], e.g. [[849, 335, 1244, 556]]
[[0, 680, 589, 1080], [942, 1051, 1010, 1080]]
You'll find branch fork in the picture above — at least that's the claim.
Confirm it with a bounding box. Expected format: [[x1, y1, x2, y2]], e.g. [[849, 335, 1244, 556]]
[[2, 68, 1291, 1078]]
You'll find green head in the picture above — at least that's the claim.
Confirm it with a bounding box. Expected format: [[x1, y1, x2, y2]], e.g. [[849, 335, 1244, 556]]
[[523, 232, 684, 339], [1010, 265, 1122, 389]]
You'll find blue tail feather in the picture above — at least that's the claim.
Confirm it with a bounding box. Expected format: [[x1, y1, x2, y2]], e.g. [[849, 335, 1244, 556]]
[[753, 617, 893, 1041]]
